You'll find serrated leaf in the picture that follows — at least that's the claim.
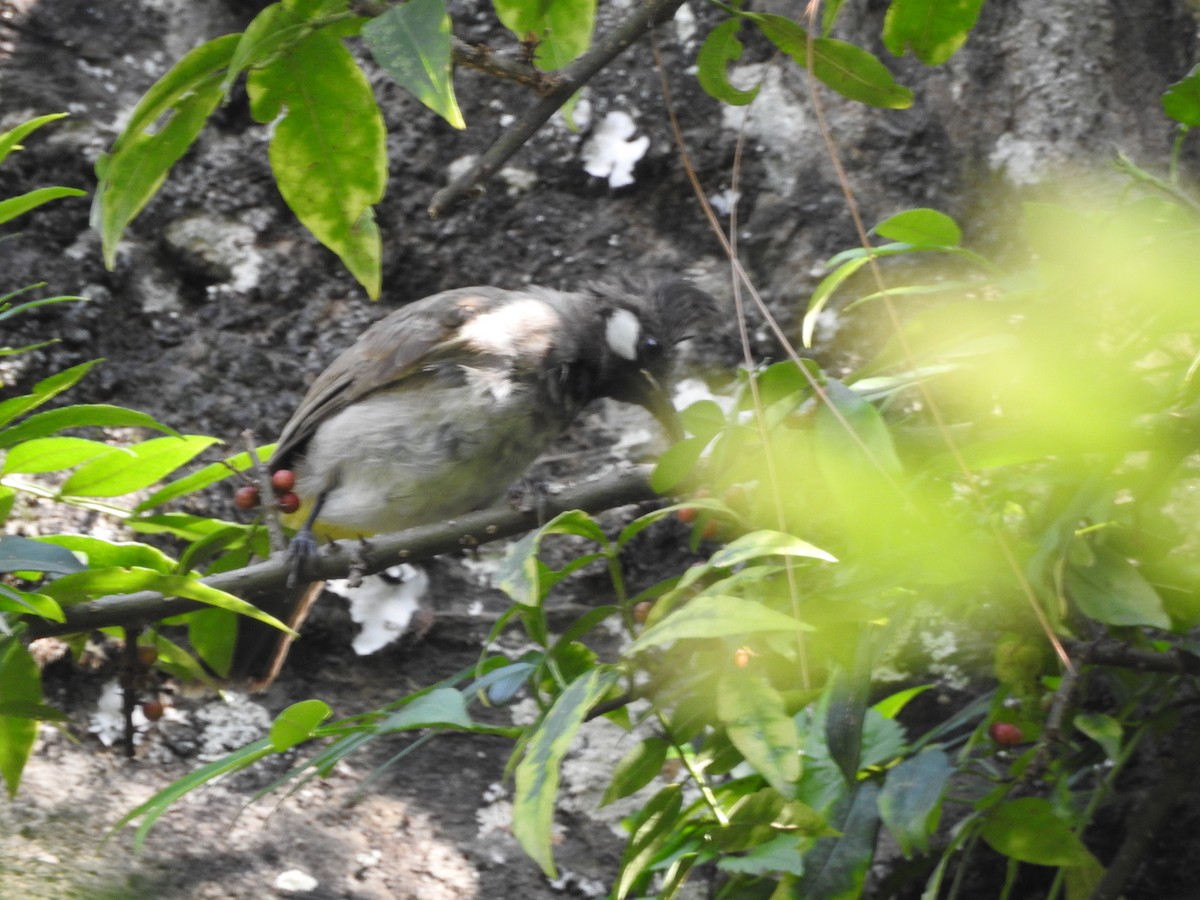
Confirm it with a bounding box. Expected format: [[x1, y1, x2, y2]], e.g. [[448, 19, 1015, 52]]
[[364, 0, 465, 129], [980, 798, 1097, 867], [697, 19, 761, 106], [0, 113, 69, 166], [629, 594, 810, 654], [1065, 547, 1171, 629], [601, 736, 670, 806], [247, 25, 385, 297], [718, 670, 801, 796], [0, 186, 88, 227], [60, 435, 221, 498], [878, 748, 952, 856], [513, 667, 616, 876], [378, 688, 472, 731], [881, 0, 986, 66], [494, 0, 596, 72], [747, 14, 913, 109], [873, 208, 961, 246], [94, 35, 241, 268], [1163, 63, 1200, 126], [0, 636, 42, 797], [269, 698, 333, 750], [0, 403, 180, 448], [2, 436, 117, 475]]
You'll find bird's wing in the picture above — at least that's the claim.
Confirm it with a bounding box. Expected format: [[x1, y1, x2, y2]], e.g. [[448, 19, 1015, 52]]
[[269, 287, 515, 469]]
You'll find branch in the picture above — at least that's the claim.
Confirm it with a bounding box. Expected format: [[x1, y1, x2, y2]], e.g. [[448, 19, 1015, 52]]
[[428, 0, 687, 218], [25, 467, 660, 639], [452, 37, 560, 94]]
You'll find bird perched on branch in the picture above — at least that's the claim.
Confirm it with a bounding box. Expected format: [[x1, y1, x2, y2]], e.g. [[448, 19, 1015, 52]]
[[234, 278, 715, 686]]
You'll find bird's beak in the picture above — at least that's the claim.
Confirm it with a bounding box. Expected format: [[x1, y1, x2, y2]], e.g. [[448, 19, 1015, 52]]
[[636, 370, 684, 443]]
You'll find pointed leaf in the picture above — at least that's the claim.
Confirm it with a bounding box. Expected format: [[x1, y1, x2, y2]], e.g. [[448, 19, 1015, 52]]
[[0, 636, 42, 797], [614, 784, 684, 900], [980, 798, 1097, 867], [60, 435, 220, 497], [717, 670, 801, 796], [709, 530, 838, 568], [0, 403, 181, 448], [2, 436, 117, 475], [1065, 547, 1171, 629], [378, 688, 472, 731], [878, 748, 952, 856], [601, 736, 670, 806], [0, 113, 69, 166], [873, 208, 961, 246], [0, 187, 87, 227], [364, 0, 465, 128], [629, 594, 810, 653]]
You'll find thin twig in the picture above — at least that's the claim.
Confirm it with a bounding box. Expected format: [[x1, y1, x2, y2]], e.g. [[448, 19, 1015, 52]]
[[24, 467, 659, 638], [451, 37, 559, 94], [428, 0, 687, 217]]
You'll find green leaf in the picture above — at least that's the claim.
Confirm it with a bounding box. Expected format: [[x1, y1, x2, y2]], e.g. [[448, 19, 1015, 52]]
[[0, 585, 64, 620], [1074, 712, 1123, 761], [513, 667, 617, 876], [136, 444, 272, 511], [815, 378, 903, 483], [881, 0, 986, 66], [601, 736, 670, 806], [0, 112, 69, 166], [377, 688, 472, 731], [94, 35, 241, 269], [0, 535, 87, 576], [873, 684, 932, 720], [0, 403, 181, 448], [1163, 64, 1200, 126], [697, 19, 761, 106], [494, 0, 596, 71], [980, 797, 1098, 867], [0, 636, 42, 797], [708, 530, 838, 568], [873, 208, 961, 246], [269, 698, 333, 750], [363, 0, 465, 129], [877, 748, 952, 856], [60, 435, 221, 498], [798, 781, 881, 899], [614, 784, 684, 900], [718, 670, 801, 796], [2, 436, 117, 475], [39, 567, 294, 634], [0, 360, 102, 430], [1065, 547, 1171, 629], [0, 187, 88, 227], [36, 534, 177, 574], [629, 594, 810, 654], [746, 14, 913, 109], [247, 24, 386, 297], [803, 255, 872, 347], [496, 510, 609, 607], [649, 435, 708, 493]]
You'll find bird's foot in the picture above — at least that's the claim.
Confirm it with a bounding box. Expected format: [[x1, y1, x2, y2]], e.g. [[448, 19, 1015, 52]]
[[345, 538, 371, 589], [285, 528, 320, 587], [508, 477, 553, 524]]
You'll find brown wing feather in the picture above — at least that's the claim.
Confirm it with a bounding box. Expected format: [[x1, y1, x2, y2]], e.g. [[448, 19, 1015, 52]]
[[269, 287, 516, 469]]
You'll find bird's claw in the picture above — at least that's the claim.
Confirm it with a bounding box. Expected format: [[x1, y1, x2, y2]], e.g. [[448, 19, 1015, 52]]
[[286, 528, 320, 587]]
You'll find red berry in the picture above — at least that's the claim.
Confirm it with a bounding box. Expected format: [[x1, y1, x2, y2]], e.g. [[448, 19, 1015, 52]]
[[234, 484, 261, 510], [277, 491, 301, 514], [633, 601, 653, 624], [989, 722, 1024, 746], [136, 645, 158, 667], [677, 507, 698, 525], [271, 469, 297, 493], [142, 699, 165, 721]]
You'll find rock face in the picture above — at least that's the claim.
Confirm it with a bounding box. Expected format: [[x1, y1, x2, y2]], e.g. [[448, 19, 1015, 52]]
[[0, 0, 1197, 896]]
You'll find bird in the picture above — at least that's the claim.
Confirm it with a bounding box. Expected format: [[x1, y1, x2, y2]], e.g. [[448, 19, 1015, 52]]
[[232, 278, 715, 686]]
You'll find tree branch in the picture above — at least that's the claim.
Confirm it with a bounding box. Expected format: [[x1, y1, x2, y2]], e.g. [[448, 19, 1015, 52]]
[[428, 0, 687, 218], [25, 467, 660, 639]]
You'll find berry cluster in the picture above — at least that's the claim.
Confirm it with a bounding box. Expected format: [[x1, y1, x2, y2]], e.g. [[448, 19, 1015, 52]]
[[234, 469, 301, 514]]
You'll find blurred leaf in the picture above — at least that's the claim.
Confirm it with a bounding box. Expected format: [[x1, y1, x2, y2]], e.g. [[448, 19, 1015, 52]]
[[186, 608, 237, 678], [378, 688, 472, 731], [1163, 63, 1200, 126], [815, 378, 903, 481], [649, 435, 708, 493], [0, 403, 181, 448], [718, 832, 808, 876], [877, 748, 952, 856], [980, 798, 1097, 867], [629, 594, 810, 653], [269, 699, 333, 751], [0, 584, 64, 620], [882, 0, 986, 65], [364, 0, 465, 128], [697, 19, 761, 106], [513, 667, 617, 876], [825, 666, 869, 785], [2, 436, 116, 475], [0, 187, 87, 227], [873, 684, 932, 720], [494, 0, 595, 71], [0, 535, 86, 576], [873, 208, 962, 246], [804, 255, 872, 348], [0, 112, 69, 166], [747, 14, 913, 109], [1074, 712, 1123, 761], [94, 35, 240, 268], [718, 670, 802, 796], [798, 781, 881, 899], [0, 636, 41, 797], [614, 784, 684, 900], [247, 25, 385, 297], [709, 530, 838, 568], [60, 435, 221, 498], [1065, 546, 1171, 629], [601, 736, 670, 806]]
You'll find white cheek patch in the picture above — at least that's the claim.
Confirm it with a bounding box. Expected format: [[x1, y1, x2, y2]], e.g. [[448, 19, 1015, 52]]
[[605, 308, 642, 361]]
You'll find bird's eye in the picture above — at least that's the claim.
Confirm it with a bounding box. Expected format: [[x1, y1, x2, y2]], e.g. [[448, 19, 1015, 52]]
[[639, 336, 664, 362]]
